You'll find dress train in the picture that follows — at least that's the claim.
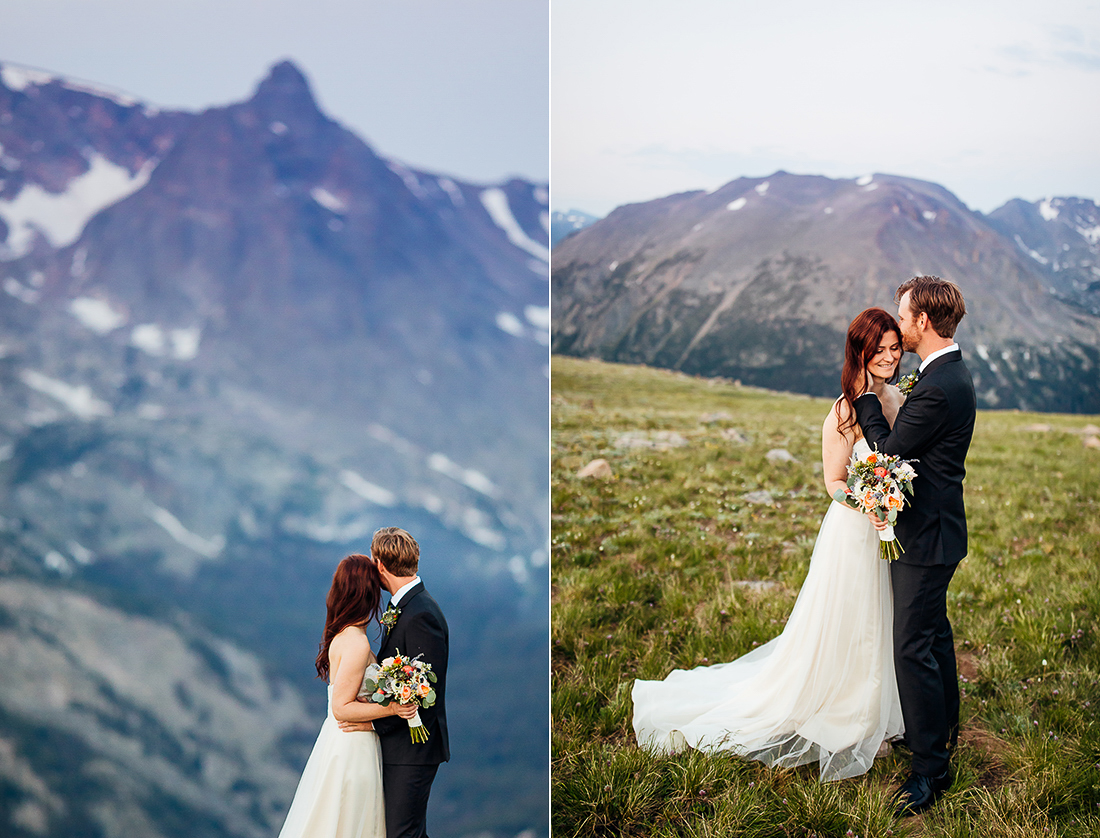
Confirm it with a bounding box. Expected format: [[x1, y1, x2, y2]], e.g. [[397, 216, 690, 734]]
[[631, 439, 904, 780]]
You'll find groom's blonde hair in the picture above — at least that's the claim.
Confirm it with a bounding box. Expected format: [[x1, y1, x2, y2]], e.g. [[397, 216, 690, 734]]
[[896, 275, 966, 338], [371, 527, 419, 576]]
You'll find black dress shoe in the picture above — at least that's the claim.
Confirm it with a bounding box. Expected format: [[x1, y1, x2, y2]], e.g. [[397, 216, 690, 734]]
[[893, 768, 952, 817]]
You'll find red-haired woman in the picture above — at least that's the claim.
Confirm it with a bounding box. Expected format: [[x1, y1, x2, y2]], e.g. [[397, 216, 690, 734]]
[[633, 308, 907, 780], [278, 555, 417, 838]]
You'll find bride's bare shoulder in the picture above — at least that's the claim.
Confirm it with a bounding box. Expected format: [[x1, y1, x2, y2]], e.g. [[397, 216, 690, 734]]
[[823, 396, 860, 443], [331, 624, 370, 652], [823, 396, 852, 427]]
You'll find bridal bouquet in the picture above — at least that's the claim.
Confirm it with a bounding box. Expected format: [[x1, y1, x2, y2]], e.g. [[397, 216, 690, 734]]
[[359, 651, 438, 743], [833, 446, 917, 562]]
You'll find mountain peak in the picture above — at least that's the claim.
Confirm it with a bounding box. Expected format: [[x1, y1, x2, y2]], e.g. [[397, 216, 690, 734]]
[[249, 60, 321, 117]]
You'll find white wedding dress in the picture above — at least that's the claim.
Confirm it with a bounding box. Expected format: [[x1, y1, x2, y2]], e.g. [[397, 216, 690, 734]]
[[632, 437, 904, 780], [278, 681, 385, 838]]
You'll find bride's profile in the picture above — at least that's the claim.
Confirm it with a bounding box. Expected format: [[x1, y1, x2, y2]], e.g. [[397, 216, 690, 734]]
[[278, 554, 417, 838], [632, 307, 908, 780]]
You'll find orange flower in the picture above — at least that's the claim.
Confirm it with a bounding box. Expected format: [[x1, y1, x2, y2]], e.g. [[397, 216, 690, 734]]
[[866, 453, 878, 463], [874, 467, 888, 478]]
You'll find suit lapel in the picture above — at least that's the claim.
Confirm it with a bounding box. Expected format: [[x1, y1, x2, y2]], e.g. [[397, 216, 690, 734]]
[[381, 582, 425, 652]]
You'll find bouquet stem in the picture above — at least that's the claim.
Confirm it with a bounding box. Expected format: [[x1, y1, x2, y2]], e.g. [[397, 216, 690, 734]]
[[878, 525, 904, 562], [407, 709, 430, 743]]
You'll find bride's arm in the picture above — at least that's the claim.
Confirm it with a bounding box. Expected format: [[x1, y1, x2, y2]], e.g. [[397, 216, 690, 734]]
[[329, 633, 417, 724], [821, 402, 854, 499]]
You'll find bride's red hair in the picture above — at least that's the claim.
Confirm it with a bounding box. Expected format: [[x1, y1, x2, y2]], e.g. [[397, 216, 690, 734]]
[[315, 554, 382, 681], [835, 308, 902, 438]]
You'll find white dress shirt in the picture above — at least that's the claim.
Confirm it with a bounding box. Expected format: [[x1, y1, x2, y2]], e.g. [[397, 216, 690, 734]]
[[389, 575, 422, 608], [919, 343, 960, 373]]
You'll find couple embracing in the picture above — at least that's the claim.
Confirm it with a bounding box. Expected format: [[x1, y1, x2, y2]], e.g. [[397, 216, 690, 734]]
[[633, 275, 976, 817], [279, 527, 449, 838]]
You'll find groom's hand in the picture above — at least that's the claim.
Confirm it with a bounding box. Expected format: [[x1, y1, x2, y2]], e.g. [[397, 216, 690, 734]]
[[857, 370, 877, 398], [338, 721, 375, 733]]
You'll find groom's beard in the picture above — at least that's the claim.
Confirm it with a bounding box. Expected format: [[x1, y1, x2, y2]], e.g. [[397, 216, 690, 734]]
[[901, 324, 921, 353]]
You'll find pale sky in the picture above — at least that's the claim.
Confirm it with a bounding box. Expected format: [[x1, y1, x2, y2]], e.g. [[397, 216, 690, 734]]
[[552, 0, 1100, 216], [0, 0, 548, 185]]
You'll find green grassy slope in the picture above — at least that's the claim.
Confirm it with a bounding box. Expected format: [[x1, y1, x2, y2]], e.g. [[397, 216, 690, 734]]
[[552, 356, 1100, 838]]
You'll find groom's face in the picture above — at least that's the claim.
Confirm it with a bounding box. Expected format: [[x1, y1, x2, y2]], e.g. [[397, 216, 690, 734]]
[[897, 292, 922, 353]]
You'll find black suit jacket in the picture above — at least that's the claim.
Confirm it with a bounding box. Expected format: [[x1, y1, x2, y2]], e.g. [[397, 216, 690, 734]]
[[373, 582, 450, 765], [854, 349, 976, 566]]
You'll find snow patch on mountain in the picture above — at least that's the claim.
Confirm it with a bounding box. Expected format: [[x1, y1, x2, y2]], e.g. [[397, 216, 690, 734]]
[[727, 197, 747, 211], [70, 297, 126, 334], [496, 312, 526, 337], [458, 506, 505, 550], [755, 181, 769, 195], [0, 64, 55, 91], [428, 452, 497, 497], [480, 188, 550, 262], [437, 177, 465, 207], [4, 278, 39, 304], [385, 160, 428, 199], [524, 305, 550, 330], [339, 470, 397, 507], [131, 324, 201, 360], [310, 187, 346, 213], [0, 156, 154, 256], [19, 370, 112, 420], [0, 62, 140, 107], [145, 503, 225, 559], [171, 327, 201, 360], [1014, 234, 1049, 265], [1039, 198, 1060, 221], [1077, 224, 1100, 244]]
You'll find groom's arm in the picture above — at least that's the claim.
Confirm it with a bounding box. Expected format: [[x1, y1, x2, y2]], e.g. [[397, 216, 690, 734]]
[[854, 385, 950, 458], [372, 610, 447, 735]]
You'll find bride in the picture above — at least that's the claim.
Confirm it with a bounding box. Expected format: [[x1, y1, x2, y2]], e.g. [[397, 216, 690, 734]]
[[278, 554, 418, 838], [632, 308, 908, 780]]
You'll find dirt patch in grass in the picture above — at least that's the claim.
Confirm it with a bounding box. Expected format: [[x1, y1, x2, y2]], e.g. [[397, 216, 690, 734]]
[[960, 724, 1012, 789], [956, 651, 979, 682]]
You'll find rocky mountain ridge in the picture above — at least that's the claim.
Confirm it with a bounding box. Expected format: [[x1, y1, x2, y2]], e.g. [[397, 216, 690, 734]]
[[1, 59, 547, 838], [552, 171, 1100, 413]]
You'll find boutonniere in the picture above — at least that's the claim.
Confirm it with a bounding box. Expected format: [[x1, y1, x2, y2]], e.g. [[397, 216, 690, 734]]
[[380, 605, 401, 630], [897, 371, 920, 396]]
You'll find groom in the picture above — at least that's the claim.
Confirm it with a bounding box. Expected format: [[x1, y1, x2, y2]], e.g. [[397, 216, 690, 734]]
[[341, 526, 450, 838], [854, 275, 975, 817]]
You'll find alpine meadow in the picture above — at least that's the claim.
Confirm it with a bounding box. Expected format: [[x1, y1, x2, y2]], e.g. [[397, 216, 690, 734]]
[[551, 355, 1100, 837]]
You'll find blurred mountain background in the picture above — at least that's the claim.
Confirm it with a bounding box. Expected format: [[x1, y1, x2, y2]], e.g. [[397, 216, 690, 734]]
[[0, 59, 547, 838], [552, 171, 1100, 413]]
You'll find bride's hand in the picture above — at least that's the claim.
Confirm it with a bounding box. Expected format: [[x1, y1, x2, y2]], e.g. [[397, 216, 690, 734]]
[[866, 510, 888, 531], [393, 702, 419, 719]]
